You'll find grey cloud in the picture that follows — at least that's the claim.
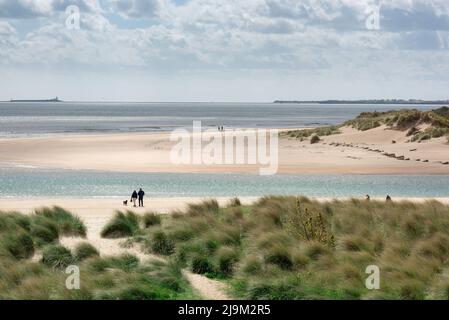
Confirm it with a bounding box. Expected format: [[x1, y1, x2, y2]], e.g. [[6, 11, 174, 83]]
[[51, 0, 102, 13], [0, 0, 48, 18], [381, 3, 449, 31], [264, 1, 449, 32], [0, 0, 101, 19], [265, 0, 301, 19], [110, 0, 159, 18], [264, 0, 366, 31], [249, 19, 297, 34], [396, 30, 446, 50]]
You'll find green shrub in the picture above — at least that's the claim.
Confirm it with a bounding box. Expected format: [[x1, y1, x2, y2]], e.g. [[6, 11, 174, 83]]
[[116, 285, 161, 300], [342, 236, 367, 252], [217, 247, 239, 276], [415, 233, 449, 262], [187, 199, 219, 215], [101, 211, 140, 238], [31, 222, 59, 245], [0, 214, 31, 231], [218, 227, 242, 246], [293, 253, 309, 269], [247, 278, 303, 300], [74, 242, 99, 261], [109, 254, 140, 271], [243, 256, 263, 274], [228, 207, 244, 220], [305, 242, 330, 260], [4, 231, 34, 259], [169, 227, 196, 241], [228, 197, 241, 207], [42, 245, 74, 269], [143, 212, 161, 228], [191, 255, 215, 274], [310, 134, 320, 144], [150, 231, 175, 255], [283, 126, 340, 139], [400, 280, 426, 300], [34, 206, 86, 237], [265, 246, 293, 270], [205, 236, 221, 253]]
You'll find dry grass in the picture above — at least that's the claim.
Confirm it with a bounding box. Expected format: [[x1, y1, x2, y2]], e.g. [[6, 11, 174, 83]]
[[0, 208, 198, 300], [2, 197, 449, 300], [134, 196, 449, 299]]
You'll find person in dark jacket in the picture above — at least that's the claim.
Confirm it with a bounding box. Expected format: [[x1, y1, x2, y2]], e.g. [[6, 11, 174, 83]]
[[131, 190, 138, 207], [138, 188, 145, 207]]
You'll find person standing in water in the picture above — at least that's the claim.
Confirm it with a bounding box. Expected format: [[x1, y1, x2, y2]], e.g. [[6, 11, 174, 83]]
[[131, 190, 138, 207], [138, 188, 145, 207]]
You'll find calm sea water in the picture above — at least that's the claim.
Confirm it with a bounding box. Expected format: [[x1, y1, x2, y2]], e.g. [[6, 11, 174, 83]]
[[1, 169, 448, 198], [0, 102, 446, 198], [0, 102, 438, 137]]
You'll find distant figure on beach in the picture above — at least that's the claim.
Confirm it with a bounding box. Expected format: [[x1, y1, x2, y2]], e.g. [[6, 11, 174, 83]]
[[131, 190, 138, 207], [138, 188, 145, 207], [365, 194, 370, 201], [386, 195, 392, 202]]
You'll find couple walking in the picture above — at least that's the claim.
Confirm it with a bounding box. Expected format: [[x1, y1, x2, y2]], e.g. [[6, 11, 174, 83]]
[[131, 188, 145, 207]]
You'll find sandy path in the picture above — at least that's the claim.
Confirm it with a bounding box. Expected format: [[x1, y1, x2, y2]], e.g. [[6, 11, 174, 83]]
[[182, 271, 231, 300]]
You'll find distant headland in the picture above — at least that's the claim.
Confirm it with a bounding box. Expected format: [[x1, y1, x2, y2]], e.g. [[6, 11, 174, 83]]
[[273, 99, 449, 105], [9, 97, 62, 103]]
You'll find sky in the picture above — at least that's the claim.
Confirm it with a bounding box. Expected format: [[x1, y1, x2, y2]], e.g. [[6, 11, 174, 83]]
[[1, 0, 449, 102]]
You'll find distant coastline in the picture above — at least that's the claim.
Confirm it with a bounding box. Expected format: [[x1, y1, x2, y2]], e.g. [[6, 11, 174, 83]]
[[9, 97, 62, 103], [273, 99, 449, 105]]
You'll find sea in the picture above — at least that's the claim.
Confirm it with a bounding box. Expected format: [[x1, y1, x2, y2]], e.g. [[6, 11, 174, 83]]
[[0, 102, 438, 137], [0, 102, 447, 198]]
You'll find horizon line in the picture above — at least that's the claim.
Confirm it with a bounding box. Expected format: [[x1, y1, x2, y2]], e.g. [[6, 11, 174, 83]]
[[2, 98, 449, 104]]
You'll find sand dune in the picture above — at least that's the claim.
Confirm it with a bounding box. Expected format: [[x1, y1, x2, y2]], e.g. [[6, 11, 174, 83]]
[[3, 196, 239, 300], [0, 126, 448, 174]]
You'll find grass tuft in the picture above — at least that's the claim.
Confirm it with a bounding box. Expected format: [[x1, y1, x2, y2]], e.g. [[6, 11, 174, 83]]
[[143, 212, 161, 228], [149, 231, 175, 256], [4, 231, 34, 260], [41, 244, 74, 269], [74, 242, 100, 261], [101, 211, 140, 238]]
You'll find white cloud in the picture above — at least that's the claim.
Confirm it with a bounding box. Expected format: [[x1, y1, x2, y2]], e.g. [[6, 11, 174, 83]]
[[0, 20, 16, 34], [1, 0, 449, 100]]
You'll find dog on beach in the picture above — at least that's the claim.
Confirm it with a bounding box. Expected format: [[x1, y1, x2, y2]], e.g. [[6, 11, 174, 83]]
[[123, 200, 128, 206]]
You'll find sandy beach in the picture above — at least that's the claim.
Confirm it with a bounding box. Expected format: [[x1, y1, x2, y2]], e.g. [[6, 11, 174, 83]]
[[0, 125, 448, 174]]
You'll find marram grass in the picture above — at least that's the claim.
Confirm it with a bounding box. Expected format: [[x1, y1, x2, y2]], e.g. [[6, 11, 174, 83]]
[[1, 198, 449, 300]]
